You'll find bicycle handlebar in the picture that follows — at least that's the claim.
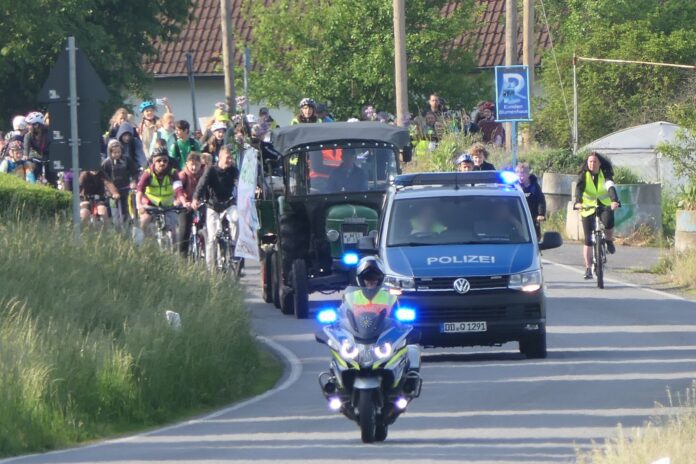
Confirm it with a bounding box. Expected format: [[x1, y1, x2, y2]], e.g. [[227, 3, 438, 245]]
[[143, 205, 185, 215], [573, 202, 621, 211]]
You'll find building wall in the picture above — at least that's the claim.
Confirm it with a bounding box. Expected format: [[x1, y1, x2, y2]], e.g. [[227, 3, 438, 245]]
[[142, 76, 295, 128]]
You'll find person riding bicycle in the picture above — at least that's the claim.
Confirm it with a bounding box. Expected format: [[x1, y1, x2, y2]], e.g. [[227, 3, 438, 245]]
[[573, 151, 620, 280], [79, 169, 120, 225], [136, 148, 186, 240], [177, 152, 205, 256], [23, 111, 56, 187], [343, 256, 398, 319], [191, 145, 240, 270], [101, 139, 140, 225]]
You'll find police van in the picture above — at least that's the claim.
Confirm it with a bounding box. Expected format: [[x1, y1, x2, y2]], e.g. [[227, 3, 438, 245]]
[[359, 171, 562, 358]]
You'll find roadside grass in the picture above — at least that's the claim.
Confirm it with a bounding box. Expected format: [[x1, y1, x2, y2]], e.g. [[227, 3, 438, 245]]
[[0, 217, 281, 457], [576, 383, 696, 464]]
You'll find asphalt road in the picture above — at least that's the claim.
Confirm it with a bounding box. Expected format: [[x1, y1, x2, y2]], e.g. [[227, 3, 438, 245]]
[[4, 249, 696, 464]]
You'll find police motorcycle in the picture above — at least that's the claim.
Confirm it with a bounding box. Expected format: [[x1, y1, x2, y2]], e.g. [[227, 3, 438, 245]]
[[315, 257, 423, 443]]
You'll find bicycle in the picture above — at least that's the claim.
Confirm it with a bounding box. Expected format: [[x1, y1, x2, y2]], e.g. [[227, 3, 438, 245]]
[[188, 206, 206, 263], [83, 194, 109, 225], [215, 206, 244, 278], [575, 203, 620, 289], [143, 205, 184, 252]]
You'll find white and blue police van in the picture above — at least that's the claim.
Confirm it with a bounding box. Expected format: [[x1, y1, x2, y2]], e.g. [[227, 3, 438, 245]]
[[359, 171, 562, 358]]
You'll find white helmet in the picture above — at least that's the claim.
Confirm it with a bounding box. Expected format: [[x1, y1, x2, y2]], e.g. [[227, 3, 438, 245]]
[[12, 115, 26, 131], [25, 112, 45, 125], [211, 121, 227, 132]]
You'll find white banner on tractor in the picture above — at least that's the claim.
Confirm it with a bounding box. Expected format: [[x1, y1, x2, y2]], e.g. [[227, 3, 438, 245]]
[[234, 147, 260, 261]]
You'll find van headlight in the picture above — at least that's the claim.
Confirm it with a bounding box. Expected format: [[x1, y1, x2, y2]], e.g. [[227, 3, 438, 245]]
[[508, 270, 542, 292], [384, 274, 415, 290]]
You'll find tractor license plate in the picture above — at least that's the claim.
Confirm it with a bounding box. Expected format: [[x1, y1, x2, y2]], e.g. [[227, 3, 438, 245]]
[[342, 232, 363, 244], [440, 321, 487, 333]]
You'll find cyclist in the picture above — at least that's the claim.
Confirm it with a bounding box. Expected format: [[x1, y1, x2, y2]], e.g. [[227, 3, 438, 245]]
[[115, 122, 148, 168], [138, 98, 171, 157], [343, 256, 398, 318], [23, 111, 56, 186], [0, 141, 27, 176], [202, 121, 228, 163], [191, 145, 239, 270], [136, 148, 186, 240], [290, 98, 322, 125], [149, 112, 177, 158], [79, 169, 120, 225], [455, 153, 475, 172], [101, 140, 140, 224], [516, 162, 546, 239], [573, 151, 620, 280], [1, 116, 27, 159], [177, 152, 205, 255]]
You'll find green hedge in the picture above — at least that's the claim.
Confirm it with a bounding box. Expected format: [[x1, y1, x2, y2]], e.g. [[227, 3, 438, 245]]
[[0, 174, 70, 219]]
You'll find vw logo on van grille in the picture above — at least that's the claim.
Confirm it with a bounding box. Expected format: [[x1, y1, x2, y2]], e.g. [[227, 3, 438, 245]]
[[453, 278, 471, 294]]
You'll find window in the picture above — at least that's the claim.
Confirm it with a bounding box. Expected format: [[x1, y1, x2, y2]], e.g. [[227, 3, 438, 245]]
[[387, 195, 531, 246]]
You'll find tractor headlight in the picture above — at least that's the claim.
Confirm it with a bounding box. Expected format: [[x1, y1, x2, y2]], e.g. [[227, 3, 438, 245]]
[[326, 229, 340, 242], [508, 270, 543, 292]]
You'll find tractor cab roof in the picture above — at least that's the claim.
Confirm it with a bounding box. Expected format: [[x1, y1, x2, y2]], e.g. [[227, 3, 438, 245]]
[[271, 122, 411, 155]]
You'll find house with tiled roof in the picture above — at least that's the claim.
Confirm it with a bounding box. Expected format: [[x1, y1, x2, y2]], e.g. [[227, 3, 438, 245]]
[[141, 0, 550, 126]]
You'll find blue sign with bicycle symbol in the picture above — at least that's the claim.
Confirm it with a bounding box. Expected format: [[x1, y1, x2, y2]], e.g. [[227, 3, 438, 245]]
[[494, 65, 532, 122]]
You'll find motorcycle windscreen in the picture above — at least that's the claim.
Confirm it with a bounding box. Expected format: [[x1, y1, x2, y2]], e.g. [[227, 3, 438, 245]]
[[345, 308, 389, 341]]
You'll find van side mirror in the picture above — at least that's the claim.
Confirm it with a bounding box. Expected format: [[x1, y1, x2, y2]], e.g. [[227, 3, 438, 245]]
[[539, 231, 563, 251], [358, 235, 377, 253], [401, 145, 413, 163]]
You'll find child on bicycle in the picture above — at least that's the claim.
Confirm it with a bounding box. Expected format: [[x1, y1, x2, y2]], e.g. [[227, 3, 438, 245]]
[[573, 151, 620, 280], [177, 152, 205, 255], [101, 139, 140, 225], [79, 170, 120, 225]]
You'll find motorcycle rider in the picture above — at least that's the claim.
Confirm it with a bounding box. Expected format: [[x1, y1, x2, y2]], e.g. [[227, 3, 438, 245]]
[[343, 256, 398, 318]]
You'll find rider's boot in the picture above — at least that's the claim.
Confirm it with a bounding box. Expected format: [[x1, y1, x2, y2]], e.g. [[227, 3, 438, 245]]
[[584, 268, 593, 280], [606, 240, 616, 254]]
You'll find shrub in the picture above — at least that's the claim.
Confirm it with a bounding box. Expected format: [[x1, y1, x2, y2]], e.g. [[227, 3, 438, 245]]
[[521, 148, 584, 176], [613, 167, 643, 185], [662, 189, 678, 240], [0, 219, 279, 456], [0, 174, 70, 219]]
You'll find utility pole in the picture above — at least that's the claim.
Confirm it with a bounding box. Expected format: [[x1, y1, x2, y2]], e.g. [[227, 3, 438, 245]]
[[393, 0, 409, 127], [220, 0, 236, 113], [522, 0, 534, 148], [505, 0, 518, 154]]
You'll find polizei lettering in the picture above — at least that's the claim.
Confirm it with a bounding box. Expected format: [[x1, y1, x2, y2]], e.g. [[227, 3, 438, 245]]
[[426, 255, 496, 265]]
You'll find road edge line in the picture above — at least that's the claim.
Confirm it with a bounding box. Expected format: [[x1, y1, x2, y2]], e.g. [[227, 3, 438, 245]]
[[543, 258, 695, 303], [0, 335, 303, 463]]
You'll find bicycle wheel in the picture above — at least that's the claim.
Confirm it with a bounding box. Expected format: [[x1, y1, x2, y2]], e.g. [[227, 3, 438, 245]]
[[594, 236, 604, 289], [216, 239, 228, 273]]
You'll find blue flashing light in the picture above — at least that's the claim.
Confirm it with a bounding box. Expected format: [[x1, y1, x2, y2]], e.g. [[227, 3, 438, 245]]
[[500, 170, 519, 185], [317, 308, 338, 324], [394, 307, 417, 323], [342, 252, 360, 266]]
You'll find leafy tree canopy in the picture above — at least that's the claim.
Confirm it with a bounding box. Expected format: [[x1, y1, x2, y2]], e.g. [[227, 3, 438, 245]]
[[244, 0, 489, 120], [534, 0, 696, 148], [0, 0, 193, 127]]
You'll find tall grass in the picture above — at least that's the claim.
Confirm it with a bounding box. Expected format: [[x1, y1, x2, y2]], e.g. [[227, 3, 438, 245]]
[[0, 218, 279, 456], [576, 382, 696, 463]]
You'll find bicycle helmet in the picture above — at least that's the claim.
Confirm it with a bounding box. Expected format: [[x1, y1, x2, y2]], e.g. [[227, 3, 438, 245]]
[[356, 256, 386, 287], [455, 153, 473, 165], [139, 101, 156, 113], [211, 121, 227, 132], [25, 112, 45, 125], [12, 116, 26, 131], [299, 98, 316, 109], [151, 147, 169, 161]]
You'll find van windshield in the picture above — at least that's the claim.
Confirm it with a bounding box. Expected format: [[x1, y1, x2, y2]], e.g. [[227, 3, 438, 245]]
[[387, 195, 532, 246]]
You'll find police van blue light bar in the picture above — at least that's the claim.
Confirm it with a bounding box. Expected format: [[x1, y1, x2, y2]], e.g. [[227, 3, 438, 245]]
[[394, 171, 514, 188], [499, 170, 519, 185], [342, 252, 360, 266], [394, 307, 416, 322], [317, 308, 338, 324]]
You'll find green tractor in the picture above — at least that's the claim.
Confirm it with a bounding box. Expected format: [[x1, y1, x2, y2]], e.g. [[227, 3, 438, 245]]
[[256, 122, 412, 318]]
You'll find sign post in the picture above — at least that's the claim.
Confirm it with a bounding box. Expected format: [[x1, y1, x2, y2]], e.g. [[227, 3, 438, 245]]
[[494, 65, 532, 168], [38, 37, 109, 243]]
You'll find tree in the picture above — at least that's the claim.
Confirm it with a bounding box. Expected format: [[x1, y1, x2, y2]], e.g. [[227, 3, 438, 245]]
[[243, 0, 487, 120], [534, 0, 696, 148], [0, 0, 193, 127]]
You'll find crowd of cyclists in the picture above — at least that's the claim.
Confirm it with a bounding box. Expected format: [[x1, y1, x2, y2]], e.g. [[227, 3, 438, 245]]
[[1, 94, 617, 278]]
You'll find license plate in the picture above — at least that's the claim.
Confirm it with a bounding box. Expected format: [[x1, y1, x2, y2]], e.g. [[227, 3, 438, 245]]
[[343, 232, 363, 244], [440, 321, 488, 333]]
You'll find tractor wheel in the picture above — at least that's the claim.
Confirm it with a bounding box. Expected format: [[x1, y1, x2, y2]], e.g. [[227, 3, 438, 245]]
[[292, 259, 309, 319], [280, 287, 294, 315], [261, 249, 273, 303], [271, 250, 281, 309]]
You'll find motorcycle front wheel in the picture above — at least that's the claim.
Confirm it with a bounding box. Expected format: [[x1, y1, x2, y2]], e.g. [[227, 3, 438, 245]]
[[358, 390, 377, 444]]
